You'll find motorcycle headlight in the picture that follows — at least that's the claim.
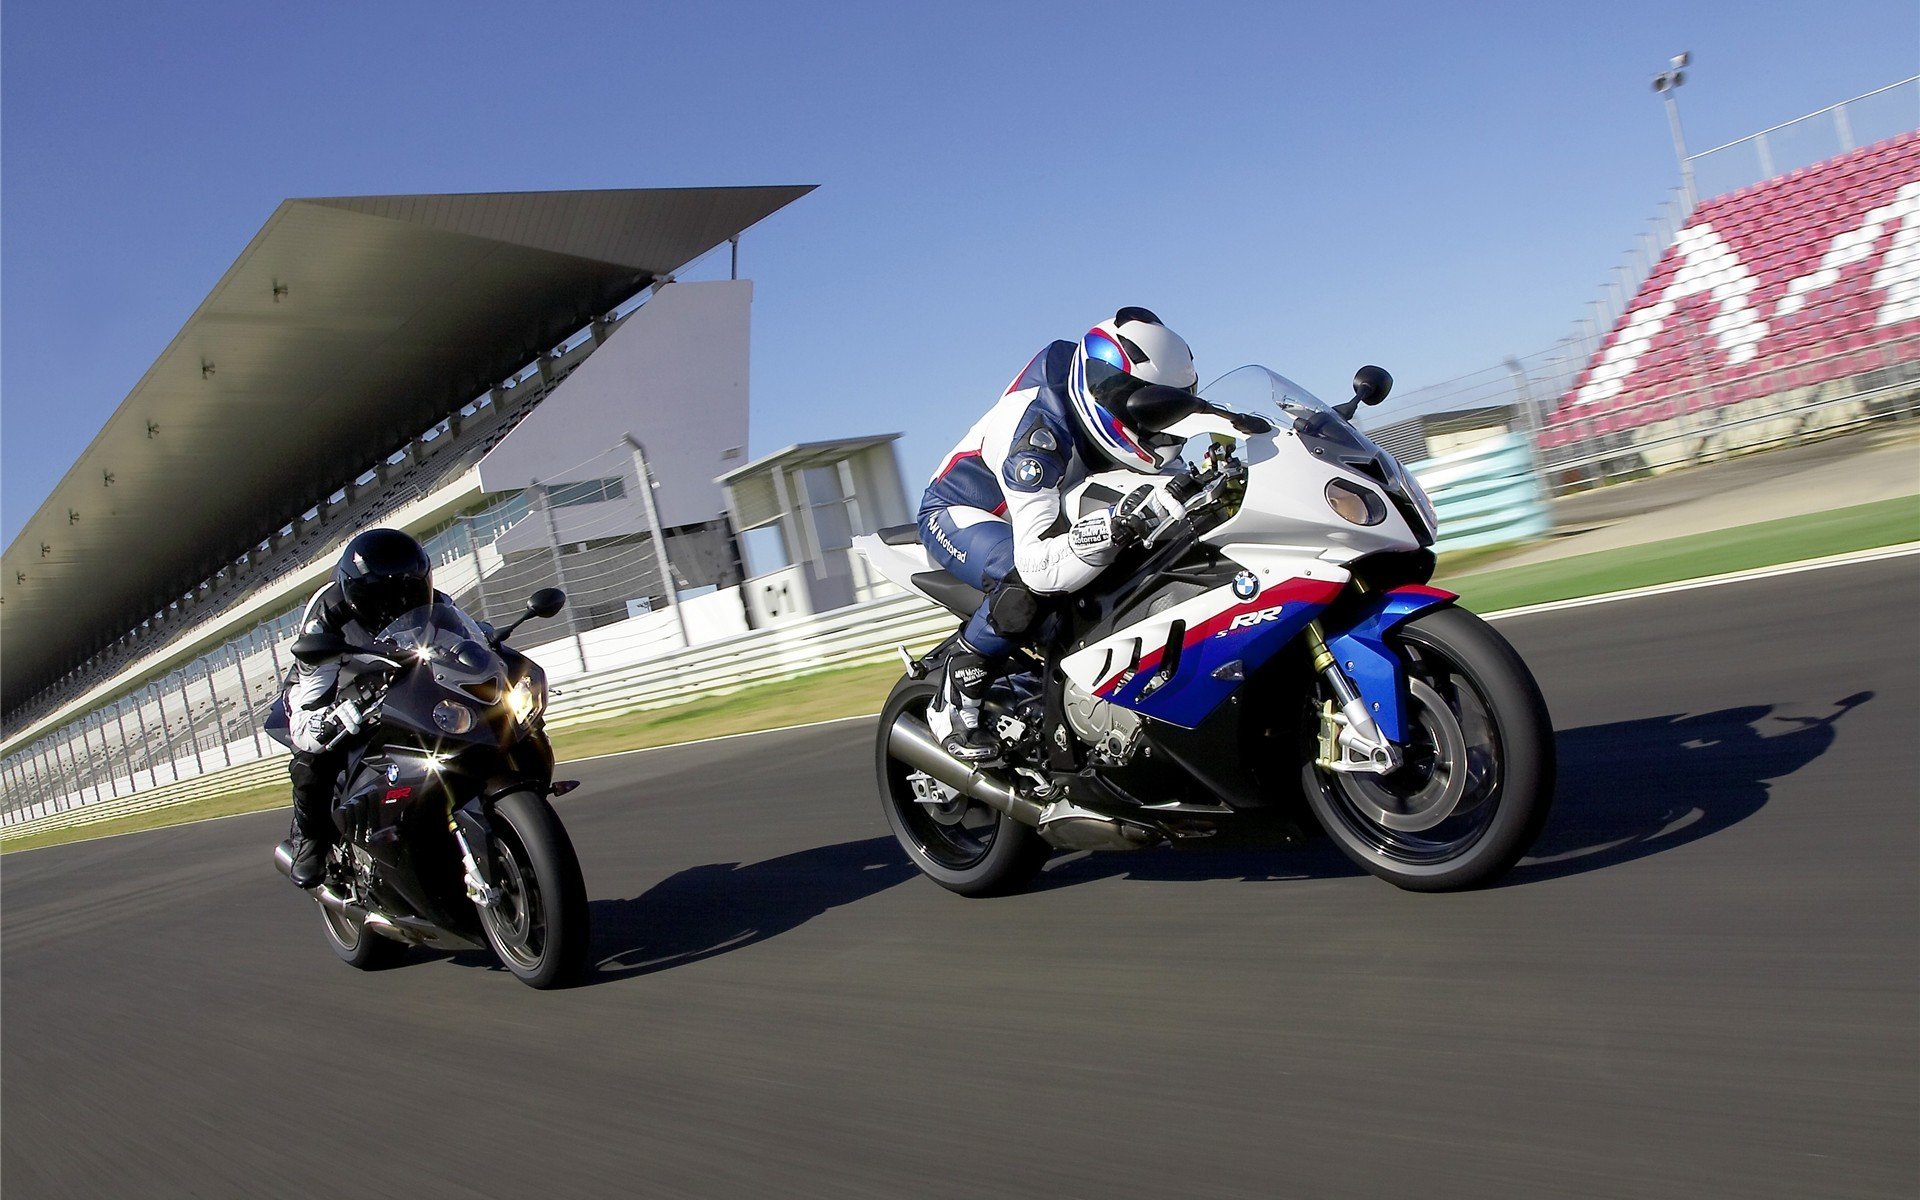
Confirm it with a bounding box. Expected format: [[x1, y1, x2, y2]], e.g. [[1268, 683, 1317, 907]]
[[1402, 469, 1440, 535], [433, 699, 476, 734], [506, 677, 542, 725], [1325, 479, 1387, 526]]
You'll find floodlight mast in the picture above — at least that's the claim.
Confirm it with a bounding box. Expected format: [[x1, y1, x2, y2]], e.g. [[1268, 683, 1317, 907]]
[[1652, 51, 1697, 210]]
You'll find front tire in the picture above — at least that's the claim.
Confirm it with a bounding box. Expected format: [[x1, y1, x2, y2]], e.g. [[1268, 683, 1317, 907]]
[[876, 676, 1050, 897], [477, 791, 590, 988], [1303, 605, 1554, 892]]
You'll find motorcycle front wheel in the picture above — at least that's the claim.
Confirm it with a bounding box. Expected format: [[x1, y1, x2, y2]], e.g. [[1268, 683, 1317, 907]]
[[876, 675, 1050, 897], [477, 791, 590, 988], [1302, 605, 1555, 892]]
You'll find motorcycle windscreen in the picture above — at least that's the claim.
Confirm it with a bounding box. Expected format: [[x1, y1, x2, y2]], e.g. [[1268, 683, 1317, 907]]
[[376, 603, 510, 704]]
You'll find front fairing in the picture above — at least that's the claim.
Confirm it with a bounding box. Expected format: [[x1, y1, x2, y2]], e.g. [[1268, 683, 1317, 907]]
[[366, 605, 543, 767], [1191, 366, 1437, 548]]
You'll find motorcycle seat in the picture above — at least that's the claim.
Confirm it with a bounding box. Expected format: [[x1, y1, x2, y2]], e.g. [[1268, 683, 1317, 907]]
[[878, 523, 921, 546], [911, 569, 986, 618]]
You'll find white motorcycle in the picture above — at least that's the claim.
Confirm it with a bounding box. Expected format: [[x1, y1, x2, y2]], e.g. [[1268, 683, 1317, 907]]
[[853, 366, 1554, 896]]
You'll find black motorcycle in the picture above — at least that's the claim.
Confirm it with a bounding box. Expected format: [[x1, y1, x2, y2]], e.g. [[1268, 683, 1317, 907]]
[[269, 589, 589, 989]]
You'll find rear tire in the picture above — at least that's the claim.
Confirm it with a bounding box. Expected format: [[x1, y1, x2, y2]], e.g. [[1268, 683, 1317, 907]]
[[1302, 605, 1554, 892], [477, 791, 591, 988], [876, 676, 1050, 897], [317, 850, 404, 970]]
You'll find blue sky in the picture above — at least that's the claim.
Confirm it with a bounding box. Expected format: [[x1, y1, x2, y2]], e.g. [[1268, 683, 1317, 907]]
[[4, 0, 1916, 546]]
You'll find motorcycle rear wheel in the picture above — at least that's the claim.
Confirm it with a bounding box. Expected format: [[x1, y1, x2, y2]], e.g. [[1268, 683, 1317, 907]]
[[318, 851, 403, 970], [477, 791, 591, 988], [876, 676, 1050, 897], [1302, 605, 1554, 892]]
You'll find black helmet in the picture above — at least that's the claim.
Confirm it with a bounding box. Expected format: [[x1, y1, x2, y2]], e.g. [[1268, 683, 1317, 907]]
[[335, 528, 433, 633]]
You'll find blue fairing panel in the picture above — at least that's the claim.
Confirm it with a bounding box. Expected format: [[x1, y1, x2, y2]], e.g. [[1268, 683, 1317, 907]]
[[1321, 586, 1456, 742]]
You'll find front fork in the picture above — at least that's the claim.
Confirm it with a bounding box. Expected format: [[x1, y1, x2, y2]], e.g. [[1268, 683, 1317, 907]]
[[1303, 620, 1404, 775], [449, 803, 502, 909]]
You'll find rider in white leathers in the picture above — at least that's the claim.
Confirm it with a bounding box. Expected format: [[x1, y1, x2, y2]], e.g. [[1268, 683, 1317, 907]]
[[919, 307, 1200, 761]]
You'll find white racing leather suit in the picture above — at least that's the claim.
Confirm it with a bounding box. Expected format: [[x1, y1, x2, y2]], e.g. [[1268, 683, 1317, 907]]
[[919, 339, 1174, 657]]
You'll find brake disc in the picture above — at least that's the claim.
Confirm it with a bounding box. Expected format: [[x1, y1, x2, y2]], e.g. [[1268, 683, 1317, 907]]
[[1332, 677, 1471, 833]]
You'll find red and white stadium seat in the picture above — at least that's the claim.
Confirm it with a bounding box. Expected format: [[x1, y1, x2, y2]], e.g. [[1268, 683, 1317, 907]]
[[1542, 131, 1920, 457]]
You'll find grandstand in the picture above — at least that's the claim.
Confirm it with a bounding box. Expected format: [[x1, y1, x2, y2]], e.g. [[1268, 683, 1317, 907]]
[[1540, 130, 1920, 482], [1, 186, 812, 816], [1357, 83, 1919, 496]]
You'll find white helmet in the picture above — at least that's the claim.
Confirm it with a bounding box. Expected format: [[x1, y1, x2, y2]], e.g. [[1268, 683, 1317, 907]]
[[1066, 307, 1200, 472]]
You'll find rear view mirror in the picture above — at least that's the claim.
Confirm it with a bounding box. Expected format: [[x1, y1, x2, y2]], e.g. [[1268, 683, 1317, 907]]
[[1334, 366, 1394, 421], [1123, 384, 1204, 433], [1352, 365, 1392, 408], [527, 588, 567, 619]]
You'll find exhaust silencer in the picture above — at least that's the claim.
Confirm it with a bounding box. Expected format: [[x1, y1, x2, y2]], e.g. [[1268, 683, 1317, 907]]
[[887, 714, 1159, 852], [888, 715, 1047, 826]]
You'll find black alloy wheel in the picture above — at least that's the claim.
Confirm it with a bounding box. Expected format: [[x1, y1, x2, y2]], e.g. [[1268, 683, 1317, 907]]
[[876, 675, 1050, 897], [1303, 605, 1554, 891]]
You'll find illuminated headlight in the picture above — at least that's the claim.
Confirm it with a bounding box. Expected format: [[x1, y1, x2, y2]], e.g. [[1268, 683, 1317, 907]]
[[432, 700, 476, 734], [506, 677, 542, 724], [1325, 479, 1387, 526]]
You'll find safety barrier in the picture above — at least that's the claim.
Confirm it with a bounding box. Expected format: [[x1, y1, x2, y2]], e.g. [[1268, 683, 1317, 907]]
[[0, 754, 288, 842], [1408, 434, 1552, 553]]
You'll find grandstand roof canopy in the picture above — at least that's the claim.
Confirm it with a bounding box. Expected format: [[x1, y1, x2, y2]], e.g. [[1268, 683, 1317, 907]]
[[1, 185, 813, 706]]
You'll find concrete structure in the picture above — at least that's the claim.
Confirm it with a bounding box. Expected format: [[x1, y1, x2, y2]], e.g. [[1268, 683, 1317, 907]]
[[719, 436, 912, 625]]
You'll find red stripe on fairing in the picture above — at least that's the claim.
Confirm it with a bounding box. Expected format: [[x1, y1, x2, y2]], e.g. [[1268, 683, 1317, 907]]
[[936, 448, 982, 479], [1094, 576, 1345, 696], [1390, 584, 1457, 601]]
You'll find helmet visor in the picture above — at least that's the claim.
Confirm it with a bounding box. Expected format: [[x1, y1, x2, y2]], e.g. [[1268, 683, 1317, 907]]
[[1083, 356, 1198, 407]]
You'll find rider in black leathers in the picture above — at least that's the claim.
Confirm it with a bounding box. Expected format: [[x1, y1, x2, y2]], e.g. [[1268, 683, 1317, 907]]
[[280, 528, 441, 888]]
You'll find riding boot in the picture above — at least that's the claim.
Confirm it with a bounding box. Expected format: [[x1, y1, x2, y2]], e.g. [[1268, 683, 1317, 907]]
[[283, 753, 336, 889], [936, 649, 1000, 763]]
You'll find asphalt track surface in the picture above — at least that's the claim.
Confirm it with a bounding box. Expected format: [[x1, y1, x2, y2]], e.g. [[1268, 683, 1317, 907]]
[[5, 557, 1916, 1199]]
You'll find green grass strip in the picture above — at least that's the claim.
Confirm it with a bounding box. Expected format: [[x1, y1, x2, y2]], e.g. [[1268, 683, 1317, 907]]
[[1440, 496, 1919, 613]]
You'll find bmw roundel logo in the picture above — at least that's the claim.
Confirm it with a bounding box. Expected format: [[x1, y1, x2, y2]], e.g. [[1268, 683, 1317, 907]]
[[1015, 456, 1043, 485], [386, 763, 401, 783], [1232, 570, 1260, 600]]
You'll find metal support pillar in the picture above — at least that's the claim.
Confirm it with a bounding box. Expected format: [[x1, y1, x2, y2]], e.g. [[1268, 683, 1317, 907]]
[[50, 734, 77, 811], [133, 687, 162, 786], [624, 436, 690, 650], [530, 483, 588, 671], [230, 644, 264, 757], [461, 515, 496, 626], [205, 661, 232, 767], [153, 683, 184, 782], [113, 698, 140, 791], [177, 674, 207, 776], [90, 710, 120, 798]]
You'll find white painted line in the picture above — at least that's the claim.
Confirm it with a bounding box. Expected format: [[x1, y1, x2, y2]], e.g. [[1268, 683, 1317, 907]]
[[1481, 542, 1920, 621]]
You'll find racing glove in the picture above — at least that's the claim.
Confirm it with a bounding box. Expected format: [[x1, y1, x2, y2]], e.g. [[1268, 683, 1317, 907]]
[[1112, 484, 1186, 549], [316, 698, 366, 747]]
